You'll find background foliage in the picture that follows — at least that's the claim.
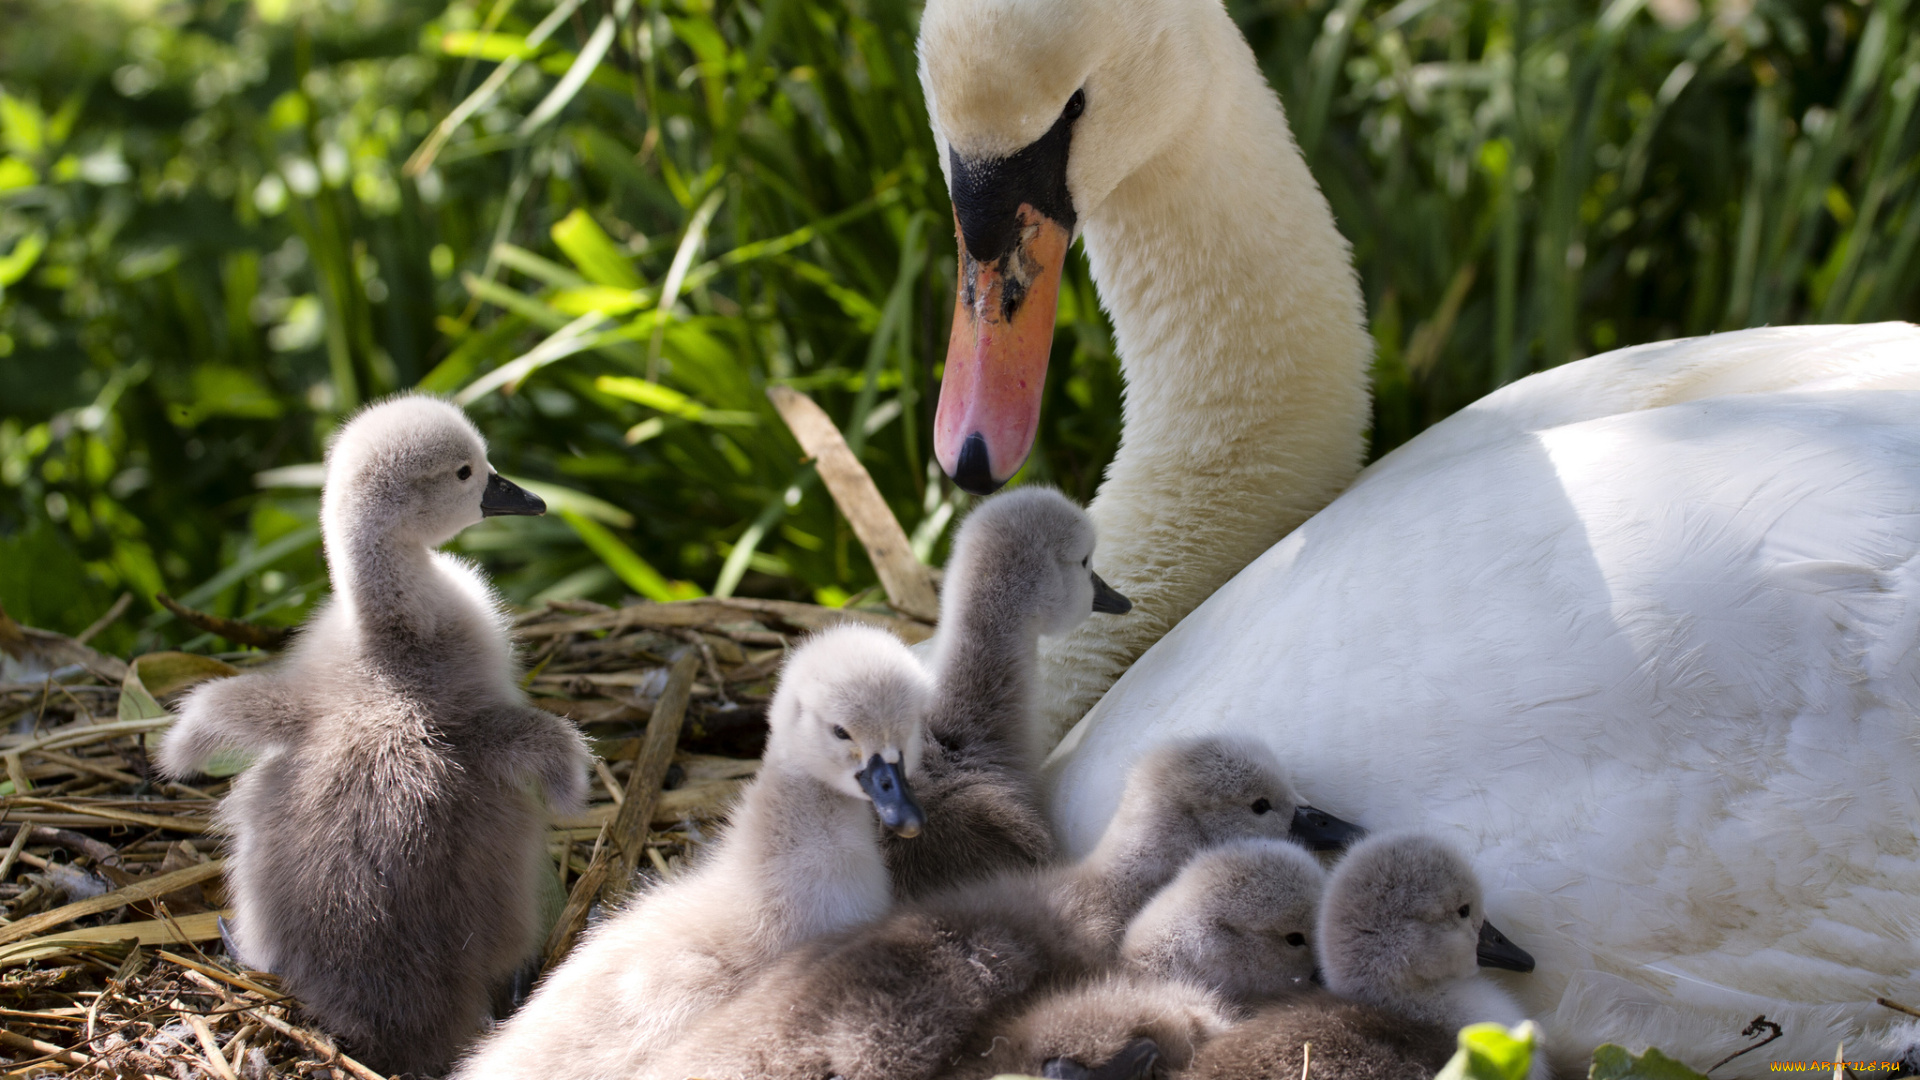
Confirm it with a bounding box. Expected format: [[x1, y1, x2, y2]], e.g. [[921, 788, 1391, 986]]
[[0, 0, 1915, 654]]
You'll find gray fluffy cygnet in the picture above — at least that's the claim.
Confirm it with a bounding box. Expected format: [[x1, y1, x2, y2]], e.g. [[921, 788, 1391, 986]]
[[1185, 832, 1537, 1080], [959, 838, 1330, 1080], [886, 486, 1130, 901], [157, 395, 589, 1076], [452, 624, 933, 1080], [643, 736, 1304, 1080]]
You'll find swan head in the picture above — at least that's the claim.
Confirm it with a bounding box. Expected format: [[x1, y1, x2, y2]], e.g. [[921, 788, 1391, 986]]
[[322, 394, 545, 550], [1122, 837, 1326, 1003], [1317, 831, 1489, 1004], [918, 0, 1218, 492], [945, 487, 1132, 636], [766, 624, 933, 838]]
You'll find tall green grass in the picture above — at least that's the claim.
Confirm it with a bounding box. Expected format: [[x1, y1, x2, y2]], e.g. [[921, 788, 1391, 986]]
[[0, 0, 1913, 650]]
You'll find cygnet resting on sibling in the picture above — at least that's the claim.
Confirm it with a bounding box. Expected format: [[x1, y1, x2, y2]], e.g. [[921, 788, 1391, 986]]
[[452, 624, 933, 1080], [886, 487, 1132, 900], [158, 395, 588, 1076], [1186, 832, 1540, 1080], [646, 736, 1332, 1080], [958, 837, 1330, 1080]]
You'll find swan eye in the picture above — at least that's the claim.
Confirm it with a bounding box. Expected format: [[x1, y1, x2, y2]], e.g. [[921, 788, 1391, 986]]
[[1251, 798, 1273, 815], [1063, 89, 1086, 121], [832, 725, 852, 741], [1081, 556, 1090, 569], [1285, 932, 1307, 947], [457, 465, 473, 481], [1458, 904, 1471, 919]]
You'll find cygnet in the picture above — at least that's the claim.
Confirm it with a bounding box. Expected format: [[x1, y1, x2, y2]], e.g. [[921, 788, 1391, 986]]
[[451, 624, 933, 1080], [1184, 831, 1540, 1080], [959, 837, 1330, 1080], [158, 394, 588, 1076], [1121, 836, 1327, 1005], [646, 736, 1309, 1080], [886, 486, 1131, 900]]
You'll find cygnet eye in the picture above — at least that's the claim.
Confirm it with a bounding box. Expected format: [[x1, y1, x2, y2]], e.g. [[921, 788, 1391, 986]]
[[1081, 555, 1090, 569], [1063, 89, 1086, 121], [1251, 797, 1273, 815], [1458, 904, 1471, 919], [832, 725, 852, 741], [1285, 932, 1307, 947], [457, 465, 473, 481]]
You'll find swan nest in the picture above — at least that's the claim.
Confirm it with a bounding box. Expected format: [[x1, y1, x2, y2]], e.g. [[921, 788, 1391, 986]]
[[0, 595, 931, 1077]]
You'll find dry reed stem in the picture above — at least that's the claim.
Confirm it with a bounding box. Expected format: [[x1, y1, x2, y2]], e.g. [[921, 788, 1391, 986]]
[[0, 1028, 87, 1066], [542, 652, 698, 966], [513, 596, 932, 644], [766, 386, 940, 621], [73, 594, 133, 648], [186, 1010, 239, 1080], [0, 799, 212, 835], [0, 861, 225, 946], [1, 911, 231, 967], [605, 652, 699, 894], [245, 1008, 387, 1080], [154, 951, 279, 999]]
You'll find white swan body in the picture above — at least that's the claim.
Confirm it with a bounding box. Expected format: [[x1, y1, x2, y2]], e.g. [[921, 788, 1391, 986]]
[[1046, 324, 1920, 1068], [915, 0, 1920, 1064]]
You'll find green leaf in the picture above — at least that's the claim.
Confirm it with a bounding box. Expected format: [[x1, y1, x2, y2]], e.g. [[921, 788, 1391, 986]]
[[507, 476, 634, 528], [1588, 1044, 1711, 1080], [169, 366, 285, 427], [170, 525, 323, 612], [551, 208, 643, 289], [1437, 1021, 1539, 1080], [117, 652, 250, 776], [454, 310, 613, 404], [118, 651, 240, 723], [0, 156, 36, 192], [558, 509, 702, 602], [594, 375, 756, 426], [519, 2, 625, 136], [551, 285, 651, 316], [0, 228, 46, 287], [438, 30, 539, 62], [0, 92, 44, 156]]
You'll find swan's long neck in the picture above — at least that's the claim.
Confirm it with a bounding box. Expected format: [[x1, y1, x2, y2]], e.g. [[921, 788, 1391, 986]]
[[324, 514, 477, 662], [1058, 804, 1189, 945], [930, 561, 1041, 755], [1036, 12, 1374, 743]]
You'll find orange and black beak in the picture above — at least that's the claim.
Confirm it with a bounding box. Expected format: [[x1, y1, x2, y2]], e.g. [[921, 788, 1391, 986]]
[[936, 95, 1081, 495]]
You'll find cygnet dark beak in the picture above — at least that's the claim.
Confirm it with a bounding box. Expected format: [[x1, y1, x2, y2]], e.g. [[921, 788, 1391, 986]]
[[1477, 919, 1536, 972], [481, 472, 546, 517], [856, 754, 926, 838], [1090, 572, 1132, 614], [1290, 804, 1365, 851], [1087, 1038, 1161, 1080]]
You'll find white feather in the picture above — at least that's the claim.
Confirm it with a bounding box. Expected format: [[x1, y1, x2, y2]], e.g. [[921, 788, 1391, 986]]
[[1048, 359, 1920, 1069]]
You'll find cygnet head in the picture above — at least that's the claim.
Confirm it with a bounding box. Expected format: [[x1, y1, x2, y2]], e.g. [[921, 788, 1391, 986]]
[[766, 625, 933, 838], [1121, 737, 1301, 850], [1123, 838, 1326, 1004], [945, 487, 1131, 635], [916, 0, 1225, 490], [1318, 832, 1485, 1005], [322, 395, 545, 549]]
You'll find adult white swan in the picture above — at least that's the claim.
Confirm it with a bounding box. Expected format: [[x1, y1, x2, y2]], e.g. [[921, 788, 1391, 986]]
[[916, 0, 1920, 1067]]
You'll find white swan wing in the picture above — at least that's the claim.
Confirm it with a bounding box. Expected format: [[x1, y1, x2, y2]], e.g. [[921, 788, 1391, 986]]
[[1048, 346, 1920, 1064]]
